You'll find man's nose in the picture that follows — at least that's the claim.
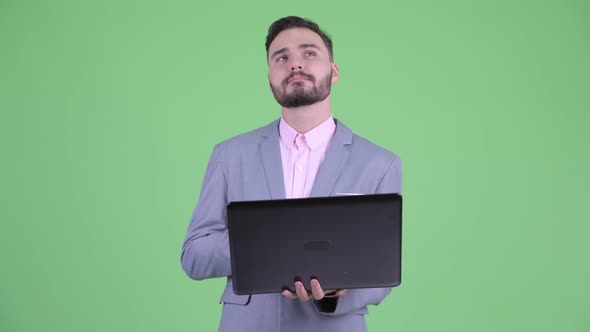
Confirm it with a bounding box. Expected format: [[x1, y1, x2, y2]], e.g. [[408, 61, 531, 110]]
[[289, 56, 303, 71]]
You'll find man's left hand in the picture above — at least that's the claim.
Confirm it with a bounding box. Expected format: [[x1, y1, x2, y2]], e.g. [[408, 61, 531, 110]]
[[281, 279, 347, 301]]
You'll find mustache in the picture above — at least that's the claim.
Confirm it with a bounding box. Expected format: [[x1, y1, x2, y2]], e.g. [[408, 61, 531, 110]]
[[282, 72, 315, 86]]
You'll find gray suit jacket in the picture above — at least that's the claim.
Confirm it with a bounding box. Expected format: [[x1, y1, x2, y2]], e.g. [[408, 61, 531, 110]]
[[181, 119, 402, 332]]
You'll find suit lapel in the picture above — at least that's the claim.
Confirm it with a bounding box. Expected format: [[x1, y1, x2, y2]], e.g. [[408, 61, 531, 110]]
[[310, 119, 353, 197], [260, 120, 286, 199]]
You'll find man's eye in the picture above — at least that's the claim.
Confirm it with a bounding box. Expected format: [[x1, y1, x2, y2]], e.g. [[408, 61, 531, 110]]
[[304, 52, 316, 57], [277, 56, 287, 62]]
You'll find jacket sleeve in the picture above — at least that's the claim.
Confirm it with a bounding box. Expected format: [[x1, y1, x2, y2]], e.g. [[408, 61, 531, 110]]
[[313, 155, 402, 315], [180, 144, 231, 280]]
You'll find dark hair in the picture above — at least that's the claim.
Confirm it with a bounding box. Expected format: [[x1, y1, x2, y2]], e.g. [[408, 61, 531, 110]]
[[265, 16, 334, 61]]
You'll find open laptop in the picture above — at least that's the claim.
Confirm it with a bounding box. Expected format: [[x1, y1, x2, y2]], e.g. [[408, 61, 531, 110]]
[[226, 193, 402, 295]]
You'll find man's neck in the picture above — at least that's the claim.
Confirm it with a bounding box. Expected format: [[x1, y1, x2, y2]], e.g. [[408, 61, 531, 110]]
[[280, 97, 332, 134]]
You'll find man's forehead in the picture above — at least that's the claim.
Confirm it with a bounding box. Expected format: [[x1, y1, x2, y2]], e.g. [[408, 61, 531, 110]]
[[269, 28, 325, 53]]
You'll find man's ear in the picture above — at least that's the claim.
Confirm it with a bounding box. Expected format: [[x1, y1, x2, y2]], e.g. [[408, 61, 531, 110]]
[[331, 63, 340, 84]]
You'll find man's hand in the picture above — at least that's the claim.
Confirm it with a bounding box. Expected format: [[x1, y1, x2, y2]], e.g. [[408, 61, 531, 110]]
[[281, 279, 347, 301]]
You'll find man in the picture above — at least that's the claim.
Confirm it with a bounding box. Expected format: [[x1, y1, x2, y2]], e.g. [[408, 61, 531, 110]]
[[181, 16, 402, 332]]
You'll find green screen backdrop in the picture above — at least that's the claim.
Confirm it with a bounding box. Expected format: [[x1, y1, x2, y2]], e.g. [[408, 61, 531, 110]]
[[1, 0, 589, 331]]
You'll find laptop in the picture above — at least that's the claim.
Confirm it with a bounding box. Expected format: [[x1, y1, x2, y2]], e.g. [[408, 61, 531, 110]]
[[226, 193, 402, 295]]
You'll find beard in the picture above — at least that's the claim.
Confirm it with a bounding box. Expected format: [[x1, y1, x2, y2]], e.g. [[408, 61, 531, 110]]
[[270, 71, 332, 108]]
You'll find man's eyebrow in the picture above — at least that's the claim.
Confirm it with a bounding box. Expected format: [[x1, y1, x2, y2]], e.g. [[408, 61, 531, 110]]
[[299, 43, 321, 51], [270, 47, 288, 60], [270, 44, 322, 60]]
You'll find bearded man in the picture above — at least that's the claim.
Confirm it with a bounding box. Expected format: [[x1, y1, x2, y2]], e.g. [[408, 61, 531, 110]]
[[181, 16, 403, 332]]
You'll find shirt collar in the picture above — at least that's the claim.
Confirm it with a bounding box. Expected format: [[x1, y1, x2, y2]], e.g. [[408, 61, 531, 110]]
[[279, 115, 336, 150]]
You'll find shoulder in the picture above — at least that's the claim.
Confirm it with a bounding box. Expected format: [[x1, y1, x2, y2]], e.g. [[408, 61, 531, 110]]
[[333, 120, 402, 193], [215, 119, 279, 152], [336, 119, 400, 165], [350, 133, 401, 182], [352, 133, 400, 163]]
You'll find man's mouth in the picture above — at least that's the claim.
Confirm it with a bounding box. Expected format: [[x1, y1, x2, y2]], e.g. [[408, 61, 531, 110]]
[[285, 73, 313, 85], [289, 75, 308, 83]]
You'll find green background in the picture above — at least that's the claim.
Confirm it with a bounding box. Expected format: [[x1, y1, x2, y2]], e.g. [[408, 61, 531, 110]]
[[1, 0, 589, 331]]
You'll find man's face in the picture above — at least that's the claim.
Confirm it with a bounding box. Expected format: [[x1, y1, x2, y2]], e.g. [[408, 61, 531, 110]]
[[268, 28, 339, 108]]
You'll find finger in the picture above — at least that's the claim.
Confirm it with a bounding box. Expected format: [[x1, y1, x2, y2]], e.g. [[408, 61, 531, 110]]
[[310, 279, 325, 300], [282, 289, 298, 299], [295, 281, 310, 301], [335, 289, 347, 297], [323, 289, 345, 297]]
